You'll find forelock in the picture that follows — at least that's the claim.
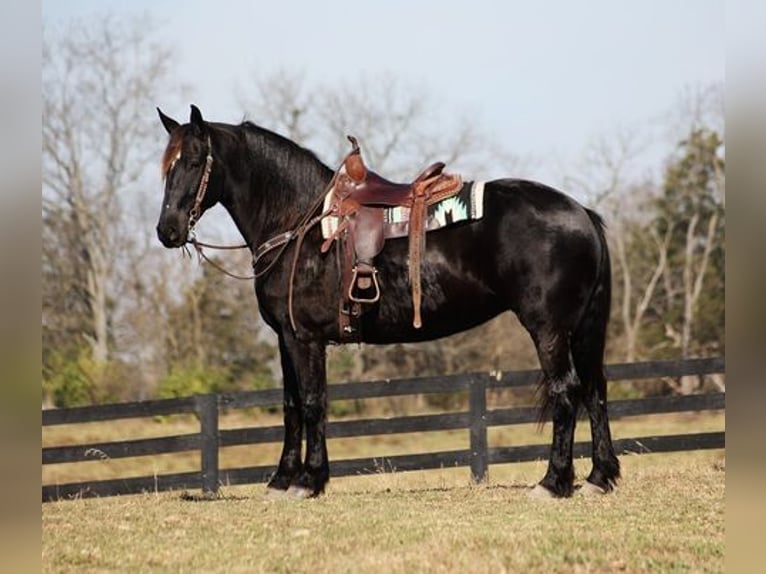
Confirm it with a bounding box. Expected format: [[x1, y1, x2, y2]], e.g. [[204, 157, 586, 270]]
[[161, 128, 185, 179]]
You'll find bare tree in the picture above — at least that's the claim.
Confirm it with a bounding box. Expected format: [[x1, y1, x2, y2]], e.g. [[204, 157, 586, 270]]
[[42, 15, 173, 400], [568, 129, 673, 362], [237, 68, 316, 143], [612, 199, 674, 363], [571, 90, 725, 393], [239, 69, 521, 177]]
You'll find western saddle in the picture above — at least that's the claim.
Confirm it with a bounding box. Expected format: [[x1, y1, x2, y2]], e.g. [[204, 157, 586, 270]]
[[321, 136, 462, 339]]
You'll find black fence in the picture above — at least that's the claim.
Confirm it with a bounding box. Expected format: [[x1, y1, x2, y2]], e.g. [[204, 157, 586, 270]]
[[42, 357, 725, 501]]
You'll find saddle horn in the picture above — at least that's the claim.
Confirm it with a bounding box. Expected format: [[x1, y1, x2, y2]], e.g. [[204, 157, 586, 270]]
[[344, 135, 366, 181]]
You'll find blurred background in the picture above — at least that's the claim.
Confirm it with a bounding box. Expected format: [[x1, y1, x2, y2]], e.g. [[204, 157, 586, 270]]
[[41, 1, 724, 410]]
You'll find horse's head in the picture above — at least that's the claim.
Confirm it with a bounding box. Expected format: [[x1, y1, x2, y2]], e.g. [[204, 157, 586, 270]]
[[156, 105, 218, 248]]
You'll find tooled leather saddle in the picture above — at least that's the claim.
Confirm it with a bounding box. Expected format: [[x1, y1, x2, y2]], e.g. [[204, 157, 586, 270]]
[[321, 136, 462, 341]]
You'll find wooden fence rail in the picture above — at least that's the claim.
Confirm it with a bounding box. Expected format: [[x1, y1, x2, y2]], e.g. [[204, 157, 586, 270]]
[[42, 357, 725, 501]]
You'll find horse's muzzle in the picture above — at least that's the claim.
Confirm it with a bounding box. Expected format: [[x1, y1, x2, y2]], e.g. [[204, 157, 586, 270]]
[[156, 220, 187, 248]]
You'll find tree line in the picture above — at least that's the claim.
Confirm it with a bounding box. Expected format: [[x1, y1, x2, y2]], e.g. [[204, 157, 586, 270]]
[[42, 17, 724, 408]]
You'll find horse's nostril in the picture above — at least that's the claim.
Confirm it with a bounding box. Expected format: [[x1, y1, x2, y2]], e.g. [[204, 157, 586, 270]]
[[157, 222, 182, 247]]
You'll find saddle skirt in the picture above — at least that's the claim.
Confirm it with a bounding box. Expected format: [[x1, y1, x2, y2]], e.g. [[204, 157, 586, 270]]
[[322, 179, 485, 241]]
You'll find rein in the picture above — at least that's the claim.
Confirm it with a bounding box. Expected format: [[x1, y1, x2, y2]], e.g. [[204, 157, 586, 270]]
[[185, 206, 330, 284], [186, 238, 253, 280]]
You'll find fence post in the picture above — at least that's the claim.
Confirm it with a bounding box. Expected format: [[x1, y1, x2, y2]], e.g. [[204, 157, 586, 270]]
[[196, 394, 219, 495], [469, 375, 488, 483]]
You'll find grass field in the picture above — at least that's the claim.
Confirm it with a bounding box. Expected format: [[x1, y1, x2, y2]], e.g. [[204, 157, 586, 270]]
[[42, 451, 724, 573], [42, 411, 725, 572]]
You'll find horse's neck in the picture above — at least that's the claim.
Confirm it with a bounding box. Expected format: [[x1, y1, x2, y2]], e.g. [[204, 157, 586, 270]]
[[220, 130, 333, 248]]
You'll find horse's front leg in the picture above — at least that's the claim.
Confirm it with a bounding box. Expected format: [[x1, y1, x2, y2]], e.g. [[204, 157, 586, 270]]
[[283, 336, 329, 498], [267, 335, 304, 493]]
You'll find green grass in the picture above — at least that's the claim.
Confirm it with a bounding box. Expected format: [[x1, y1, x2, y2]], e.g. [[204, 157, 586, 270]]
[[42, 451, 724, 573]]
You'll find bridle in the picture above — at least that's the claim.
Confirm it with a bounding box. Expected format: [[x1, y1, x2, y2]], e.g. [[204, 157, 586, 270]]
[[179, 133, 261, 279], [176, 133, 255, 280], [180, 132, 336, 302], [186, 134, 214, 239]]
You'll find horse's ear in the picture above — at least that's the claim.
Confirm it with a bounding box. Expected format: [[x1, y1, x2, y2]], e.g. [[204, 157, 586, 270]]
[[157, 108, 180, 134], [190, 105, 205, 129]]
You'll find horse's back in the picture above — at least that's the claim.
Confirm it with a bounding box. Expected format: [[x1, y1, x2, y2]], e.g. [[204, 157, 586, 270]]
[[361, 179, 605, 343], [482, 178, 604, 329], [484, 178, 603, 280]]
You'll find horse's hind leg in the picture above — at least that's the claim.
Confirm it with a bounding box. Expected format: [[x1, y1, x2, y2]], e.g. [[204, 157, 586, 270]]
[[581, 370, 620, 493], [530, 329, 582, 498], [570, 265, 620, 493], [572, 340, 620, 493]]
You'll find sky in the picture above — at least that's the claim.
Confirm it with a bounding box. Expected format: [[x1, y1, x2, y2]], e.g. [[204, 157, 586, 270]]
[[42, 0, 724, 189]]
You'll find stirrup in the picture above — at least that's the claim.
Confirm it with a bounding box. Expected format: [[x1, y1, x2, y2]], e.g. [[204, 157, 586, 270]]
[[348, 266, 381, 304]]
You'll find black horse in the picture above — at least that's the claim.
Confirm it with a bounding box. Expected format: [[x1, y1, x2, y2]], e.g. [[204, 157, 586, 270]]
[[155, 105, 620, 498]]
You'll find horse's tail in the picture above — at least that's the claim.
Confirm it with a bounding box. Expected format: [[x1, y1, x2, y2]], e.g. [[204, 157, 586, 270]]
[[571, 209, 621, 485], [535, 208, 612, 424], [571, 209, 611, 390]]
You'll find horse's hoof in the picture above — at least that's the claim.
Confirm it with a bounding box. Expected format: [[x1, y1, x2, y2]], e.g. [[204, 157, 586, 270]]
[[287, 485, 314, 499], [264, 487, 289, 499], [578, 481, 608, 496], [528, 484, 557, 499]]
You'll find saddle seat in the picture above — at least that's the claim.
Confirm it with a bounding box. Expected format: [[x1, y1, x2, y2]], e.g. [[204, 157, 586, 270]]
[[321, 136, 462, 339], [341, 160, 447, 207]]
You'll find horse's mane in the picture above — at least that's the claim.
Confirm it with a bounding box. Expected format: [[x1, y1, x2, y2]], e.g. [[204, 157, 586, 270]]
[[238, 121, 329, 171], [161, 120, 330, 184]]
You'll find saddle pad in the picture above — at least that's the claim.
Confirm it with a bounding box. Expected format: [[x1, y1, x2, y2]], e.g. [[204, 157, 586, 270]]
[[321, 180, 485, 240]]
